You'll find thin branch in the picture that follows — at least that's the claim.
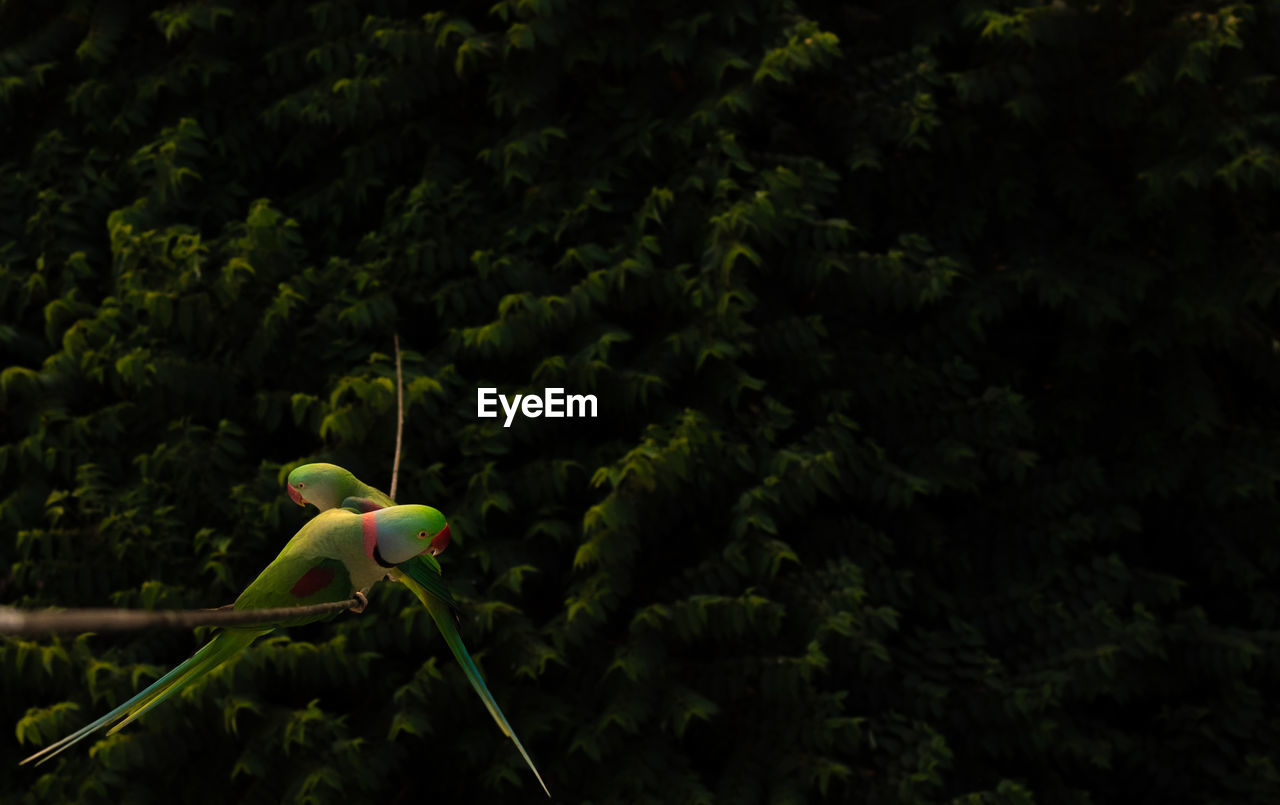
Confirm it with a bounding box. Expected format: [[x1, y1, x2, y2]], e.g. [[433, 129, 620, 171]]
[[390, 332, 404, 500], [0, 595, 366, 636]]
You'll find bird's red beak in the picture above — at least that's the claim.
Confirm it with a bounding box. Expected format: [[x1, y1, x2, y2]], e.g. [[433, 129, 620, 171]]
[[429, 524, 451, 556], [287, 484, 305, 507]]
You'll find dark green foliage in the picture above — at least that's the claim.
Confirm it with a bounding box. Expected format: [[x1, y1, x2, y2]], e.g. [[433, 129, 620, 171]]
[[3, 0, 1280, 802]]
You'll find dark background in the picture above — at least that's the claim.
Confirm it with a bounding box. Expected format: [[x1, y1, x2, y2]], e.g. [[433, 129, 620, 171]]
[[3, 1, 1279, 803]]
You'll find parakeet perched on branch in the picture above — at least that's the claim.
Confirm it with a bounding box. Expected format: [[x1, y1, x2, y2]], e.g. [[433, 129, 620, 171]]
[[284, 462, 549, 796], [19, 505, 450, 765]]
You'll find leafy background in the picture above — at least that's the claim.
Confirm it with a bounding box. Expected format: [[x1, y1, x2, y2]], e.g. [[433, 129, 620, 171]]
[[3, 1, 1280, 803]]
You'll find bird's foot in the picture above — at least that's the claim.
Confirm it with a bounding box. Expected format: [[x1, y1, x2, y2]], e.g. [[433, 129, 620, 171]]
[[348, 591, 368, 614]]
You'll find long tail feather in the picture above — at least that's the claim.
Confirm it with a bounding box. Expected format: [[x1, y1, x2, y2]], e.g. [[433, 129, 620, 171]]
[[397, 564, 550, 797], [20, 630, 260, 766], [19, 637, 231, 767], [106, 630, 253, 736]]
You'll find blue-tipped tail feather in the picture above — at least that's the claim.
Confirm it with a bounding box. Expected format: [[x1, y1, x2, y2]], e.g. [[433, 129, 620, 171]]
[[396, 560, 550, 797], [20, 630, 259, 766]]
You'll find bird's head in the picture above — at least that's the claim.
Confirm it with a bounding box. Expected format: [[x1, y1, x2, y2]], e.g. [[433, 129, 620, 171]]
[[370, 504, 450, 565], [286, 463, 358, 511]]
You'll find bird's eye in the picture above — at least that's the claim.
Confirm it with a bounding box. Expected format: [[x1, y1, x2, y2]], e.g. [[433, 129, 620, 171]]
[[417, 531, 427, 539], [296, 482, 305, 489]]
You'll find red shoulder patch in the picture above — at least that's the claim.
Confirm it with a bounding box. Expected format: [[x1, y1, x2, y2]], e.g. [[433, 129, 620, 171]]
[[290, 566, 336, 597]]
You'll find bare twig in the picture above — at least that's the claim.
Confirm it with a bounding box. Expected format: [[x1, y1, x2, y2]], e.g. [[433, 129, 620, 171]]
[[390, 332, 404, 500], [0, 595, 367, 636]]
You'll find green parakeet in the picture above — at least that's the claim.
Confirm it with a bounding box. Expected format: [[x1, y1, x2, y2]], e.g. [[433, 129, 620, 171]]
[[285, 463, 549, 796], [286, 462, 449, 553], [19, 504, 451, 767]]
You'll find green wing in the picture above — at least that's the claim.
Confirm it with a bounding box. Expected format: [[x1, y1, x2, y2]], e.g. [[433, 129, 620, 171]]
[[338, 470, 394, 513], [339, 496, 386, 514], [335, 483, 394, 514], [234, 553, 353, 619], [355, 481, 396, 508], [233, 514, 359, 626]]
